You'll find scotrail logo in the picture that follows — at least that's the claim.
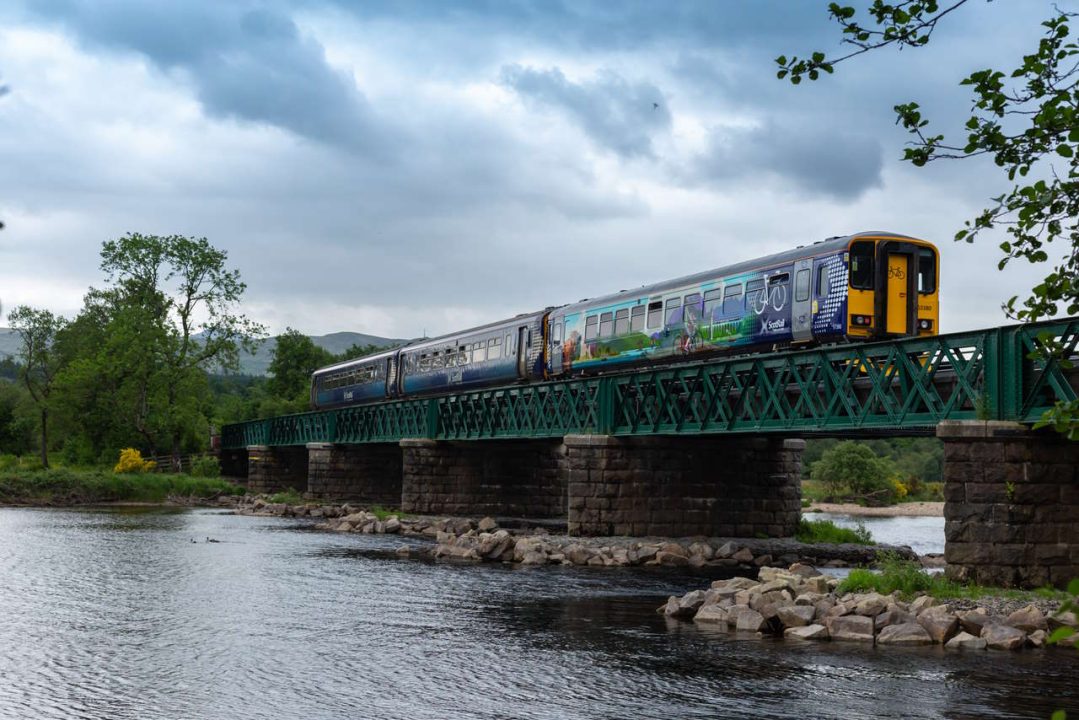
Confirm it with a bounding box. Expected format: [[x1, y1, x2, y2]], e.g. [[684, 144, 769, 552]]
[[764, 318, 787, 332]]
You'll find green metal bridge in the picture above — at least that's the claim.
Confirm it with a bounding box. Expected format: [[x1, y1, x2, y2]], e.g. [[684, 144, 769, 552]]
[[221, 318, 1079, 449]]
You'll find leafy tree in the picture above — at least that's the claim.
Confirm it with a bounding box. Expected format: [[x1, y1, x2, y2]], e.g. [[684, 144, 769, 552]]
[[810, 441, 897, 503], [336, 343, 385, 363], [0, 381, 33, 455], [7, 306, 67, 467], [778, 2, 1079, 437], [267, 328, 335, 407]]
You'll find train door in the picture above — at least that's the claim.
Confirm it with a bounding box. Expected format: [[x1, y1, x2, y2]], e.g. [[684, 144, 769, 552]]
[[517, 326, 530, 379], [876, 240, 918, 337], [385, 354, 399, 398], [791, 258, 813, 343], [548, 318, 563, 376]]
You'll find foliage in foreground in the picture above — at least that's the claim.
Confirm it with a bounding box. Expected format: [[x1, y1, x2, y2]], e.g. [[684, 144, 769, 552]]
[[795, 517, 873, 545], [265, 489, 305, 506], [0, 468, 244, 505]]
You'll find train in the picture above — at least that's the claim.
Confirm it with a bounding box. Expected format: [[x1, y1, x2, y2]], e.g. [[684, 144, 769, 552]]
[[310, 231, 940, 409]]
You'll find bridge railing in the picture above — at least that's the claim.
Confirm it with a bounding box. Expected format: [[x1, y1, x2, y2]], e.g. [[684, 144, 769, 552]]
[[220, 318, 1078, 448]]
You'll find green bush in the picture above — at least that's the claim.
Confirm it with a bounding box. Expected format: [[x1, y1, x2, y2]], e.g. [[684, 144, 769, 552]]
[[0, 454, 17, 471], [189, 455, 220, 478], [266, 489, 304, 505], [795, 518, 873, 545], [810, 441, 897, 504]]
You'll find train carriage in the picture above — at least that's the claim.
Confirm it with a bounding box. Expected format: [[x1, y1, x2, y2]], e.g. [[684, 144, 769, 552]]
[[311, 347, 401, 409]]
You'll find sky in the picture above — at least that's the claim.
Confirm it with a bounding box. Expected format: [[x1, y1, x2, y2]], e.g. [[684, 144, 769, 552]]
[[0, 0, 1067, 339]]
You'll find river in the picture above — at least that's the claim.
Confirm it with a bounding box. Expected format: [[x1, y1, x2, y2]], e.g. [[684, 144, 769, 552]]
[[0, 506, 1075, 719]]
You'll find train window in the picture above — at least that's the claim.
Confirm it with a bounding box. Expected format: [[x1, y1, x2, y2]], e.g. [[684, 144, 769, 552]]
[[457, 347, 469, 366], [850, 241, 874, 290], [745, 280, 764, 311], [703, 289, 722, 320], [419, 354, 430, 371], [684, 293, 701, 322], [432, 352, 444, 369], [614, 308, 630, 335], [647, 301, 663, 329], [664, 297, 681, 325], [599, 311, 614, 338], [553, 322, 564, 344], [472, 344, 486, 363], [630, 305, 645, 332], [585, 315, 598, 341], [795, 269, 811, 302], [488, 337, 502, 360], [506, 333, 514, 352], [722, 284, 742, 315], [918, 248, 936, 294], [817, 265, 830, 296]]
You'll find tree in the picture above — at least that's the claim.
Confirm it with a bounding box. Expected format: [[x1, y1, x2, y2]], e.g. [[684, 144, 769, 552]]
[[7, 306, 67, 467], [777, 2, 1079, 437], [810, 441, 897, 503], [62, 234, 265, 469], [267, 328, 335, 406]]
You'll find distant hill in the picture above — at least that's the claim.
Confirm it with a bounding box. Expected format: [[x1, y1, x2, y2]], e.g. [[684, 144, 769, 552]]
[[0, 328, 405, 376]]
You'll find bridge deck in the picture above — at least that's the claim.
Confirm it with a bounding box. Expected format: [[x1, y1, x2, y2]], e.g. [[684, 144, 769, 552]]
[[221, 319, 1079, 448]]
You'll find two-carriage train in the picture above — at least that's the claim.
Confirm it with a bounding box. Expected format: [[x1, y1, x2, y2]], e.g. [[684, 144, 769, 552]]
[[310, 231, 940, 409]]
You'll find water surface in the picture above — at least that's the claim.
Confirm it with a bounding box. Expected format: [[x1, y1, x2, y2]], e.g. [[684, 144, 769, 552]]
[[0, 507, 1074, 719]]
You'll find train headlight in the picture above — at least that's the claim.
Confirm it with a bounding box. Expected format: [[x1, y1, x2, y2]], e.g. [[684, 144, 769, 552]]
[[918, 318, 933, 331], [851, 314, 873, 327]]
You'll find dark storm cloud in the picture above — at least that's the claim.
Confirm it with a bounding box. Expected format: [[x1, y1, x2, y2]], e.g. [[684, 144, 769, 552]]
[[28, 0, 387, 154], [501, 65, 670, 159], [693, 123, 884, 200]]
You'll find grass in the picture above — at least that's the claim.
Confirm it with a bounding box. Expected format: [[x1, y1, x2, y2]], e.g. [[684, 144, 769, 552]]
[[0, 468, 244, 505], [265, 489, 304, 505], [795, 517, 874, 545], [838, 553, 1070, 602], [368, 505, 400, 520]]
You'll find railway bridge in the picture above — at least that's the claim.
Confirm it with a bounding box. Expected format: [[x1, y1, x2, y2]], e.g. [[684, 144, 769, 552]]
[[221, 319, 1079, 587]]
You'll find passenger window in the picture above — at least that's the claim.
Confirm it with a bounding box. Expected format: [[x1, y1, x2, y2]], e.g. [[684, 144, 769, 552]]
[[795, 269, 811, 303], [817, 265, 830, 296], [585, 315, 598, 341], [850, 241, 874, 290], [630, 305, 645, 332], [684, 293, 701, 322], [646, 301, 663, 329], [703, 289, 722, 321], [472, 344, 486, 363], [745, 280, 764, 311], [722, 284, 742, 315], [599, 311, 614, 338], [432, 351, 444, 369], [664, 297, 681, 325], [918, 248, 936, 293], [614, 308, 630, 335], [458, 347, 469, 366], [488, 337, 501, 360], [553, 322, 564, 343]]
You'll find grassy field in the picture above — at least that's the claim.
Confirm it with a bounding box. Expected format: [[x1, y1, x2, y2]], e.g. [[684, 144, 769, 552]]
[[0, 468, 244, 505]]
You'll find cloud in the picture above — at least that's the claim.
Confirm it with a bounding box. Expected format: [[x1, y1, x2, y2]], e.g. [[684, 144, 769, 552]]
[[501, 65, 670, 159], [691, 122, 884, 200], [26, 1, 388, 154]]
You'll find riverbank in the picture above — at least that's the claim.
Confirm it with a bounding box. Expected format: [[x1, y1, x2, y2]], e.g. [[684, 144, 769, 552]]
[[234, 495, 918, 569], [806, 501, 944, 517], [0, 468, 244, 506], [663, 562, 1074, 651]]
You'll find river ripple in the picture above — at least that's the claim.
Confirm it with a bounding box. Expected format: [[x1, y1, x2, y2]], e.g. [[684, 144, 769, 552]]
[[0, 507, 1075, 719]]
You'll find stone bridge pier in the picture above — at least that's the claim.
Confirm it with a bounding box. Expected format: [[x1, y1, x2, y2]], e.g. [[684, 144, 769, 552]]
[[246, 445, 309, 494], [306, 443, 402, 506]]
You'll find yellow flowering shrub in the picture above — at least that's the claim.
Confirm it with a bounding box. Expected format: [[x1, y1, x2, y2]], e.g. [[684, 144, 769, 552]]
[[114, 448, 157, 474], [890, 476, 909, 500]]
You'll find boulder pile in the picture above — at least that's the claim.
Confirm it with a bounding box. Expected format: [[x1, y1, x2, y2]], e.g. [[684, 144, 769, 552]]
[[665, 563, 1075, 651]]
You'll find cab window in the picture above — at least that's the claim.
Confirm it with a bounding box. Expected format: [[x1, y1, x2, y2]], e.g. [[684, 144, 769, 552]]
[[850, 241, 874, 290], [918, 248, 937, 294], [795, 269, 811, 303]]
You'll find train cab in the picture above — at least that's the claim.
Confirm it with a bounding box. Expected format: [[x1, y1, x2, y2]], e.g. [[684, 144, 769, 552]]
[[844, 232, 939, 340]]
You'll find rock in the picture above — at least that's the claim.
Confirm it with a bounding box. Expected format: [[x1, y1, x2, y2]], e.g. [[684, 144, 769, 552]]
[[828, 615, 875, 642], [713, 577, 759, 591], [958, 609, 991, 637], [694, 604, 730, 624], [335, 521, 354, 533], [688, 542, 714, 560], [636, 545, 659, 563], [564, 544, 592, 566], [383, 518, 401, 534], [395, 544, 411, 557], [750, 590, 792, 613], [735, 608, 767, 632], [1006, 604, 1048, 634], [520, 550, 547, 566], [715, 542, 738, 559], [656, 551, 691, 567], [785, 623, 829, 641], [756, 579, 796, 595], [659, 542, 688, 557], [1027, 629, 1048, 648], [875, 607, 915, 631], [877, 622, 933, 646], [909, 595, 937, 614], [788, 563, 819, 579], [982, 624, 1027, 651], [917, 606, 959, 644], [1050, 610, 1078, 631], [795, 592, 826, 607], [945, 631, 987, 651], [478, 516, 498, 532], [853, 593, 889, 617], [732, 548, 754, 563], [777, 605, 816, 628], [804, 576, 830, 594], [663, 590, 706, 619], [753, 554, 773, 567]]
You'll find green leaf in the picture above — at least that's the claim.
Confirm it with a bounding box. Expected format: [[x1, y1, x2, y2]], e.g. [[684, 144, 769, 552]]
[[1057, 144, 1074, 158]]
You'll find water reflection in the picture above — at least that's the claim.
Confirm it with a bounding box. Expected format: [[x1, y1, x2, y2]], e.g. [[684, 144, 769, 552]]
[[0, 507, 1074, 720]]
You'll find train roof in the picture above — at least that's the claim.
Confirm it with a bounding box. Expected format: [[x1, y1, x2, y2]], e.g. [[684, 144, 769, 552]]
[[398, 309, 548, 355], [312, 345, 401, 375], [551, 231, 928, 316]]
